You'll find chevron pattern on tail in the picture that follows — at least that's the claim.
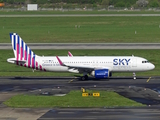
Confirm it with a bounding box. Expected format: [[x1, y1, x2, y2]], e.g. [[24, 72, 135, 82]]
[[10, 33, 36, 69]]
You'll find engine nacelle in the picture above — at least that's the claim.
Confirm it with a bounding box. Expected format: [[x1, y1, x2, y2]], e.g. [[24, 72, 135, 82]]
[[91, 69, 111, 79]]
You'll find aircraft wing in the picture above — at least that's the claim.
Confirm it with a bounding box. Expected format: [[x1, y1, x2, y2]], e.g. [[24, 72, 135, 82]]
[[68, 65, 94, 73], [56, 56, 94, 73]]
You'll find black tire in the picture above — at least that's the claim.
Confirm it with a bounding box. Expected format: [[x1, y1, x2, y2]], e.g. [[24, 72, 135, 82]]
[[81, 75, 88, 81], [84, 75, 88, 80]]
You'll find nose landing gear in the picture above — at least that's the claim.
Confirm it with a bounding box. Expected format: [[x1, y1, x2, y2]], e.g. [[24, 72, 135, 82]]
[[133, 72, 136, 80]]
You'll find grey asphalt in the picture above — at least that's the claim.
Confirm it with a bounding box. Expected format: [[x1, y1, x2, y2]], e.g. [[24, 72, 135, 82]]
[[38, 107, 160, 120], [0, 76, 160, 120], [1, 14, 160, 17], [1, 43, 160, 49]]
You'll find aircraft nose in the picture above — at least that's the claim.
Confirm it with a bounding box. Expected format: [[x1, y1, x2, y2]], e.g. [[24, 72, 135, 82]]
[[150, 63, 155, 70]]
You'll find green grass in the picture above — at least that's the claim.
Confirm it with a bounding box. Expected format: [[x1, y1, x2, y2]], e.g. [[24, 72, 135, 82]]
[[1, 16, 160, 43], [0, 49, 159, 77], [4, 90, 145, 107]]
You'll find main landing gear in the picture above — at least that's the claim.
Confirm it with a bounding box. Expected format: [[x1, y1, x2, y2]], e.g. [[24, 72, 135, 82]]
[[81, 75, 88, 81], [133, 72, 136, 80]]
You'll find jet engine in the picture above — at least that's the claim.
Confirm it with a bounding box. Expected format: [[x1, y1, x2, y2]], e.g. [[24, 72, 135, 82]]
[[91, 69, 111, 79]]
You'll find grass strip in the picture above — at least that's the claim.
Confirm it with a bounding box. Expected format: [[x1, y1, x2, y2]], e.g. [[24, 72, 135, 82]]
[[4, 90, 145, 108], [1, 16, 160, 43]]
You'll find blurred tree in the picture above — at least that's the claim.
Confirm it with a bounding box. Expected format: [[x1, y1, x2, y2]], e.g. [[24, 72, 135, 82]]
[[115, 1, 125, 7], [6, 0, 14, 4], [25, 0, 30, 4], [126, 2, 131, 7], [93, 3, 97, 7], [110, 0, 137, 6], [36, 0, 49, 4], [136, 0, 149, 7], [149, 0, 159, 7], [101, 0, 109, 7], [30, 0, 37, 4]]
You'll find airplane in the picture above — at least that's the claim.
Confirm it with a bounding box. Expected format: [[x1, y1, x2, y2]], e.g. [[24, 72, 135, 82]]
[[7, 33, 155, 80]]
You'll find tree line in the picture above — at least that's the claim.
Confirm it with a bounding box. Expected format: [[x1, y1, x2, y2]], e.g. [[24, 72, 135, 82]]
[[0, 0, 160, 7]]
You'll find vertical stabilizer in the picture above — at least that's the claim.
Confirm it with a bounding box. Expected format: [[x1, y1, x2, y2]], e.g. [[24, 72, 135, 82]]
[[9, 33, 37, 69]]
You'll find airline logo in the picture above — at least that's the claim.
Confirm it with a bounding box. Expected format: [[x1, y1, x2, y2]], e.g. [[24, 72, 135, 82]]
[[113, 58, 130, 66], [10, 33, 46, 71]]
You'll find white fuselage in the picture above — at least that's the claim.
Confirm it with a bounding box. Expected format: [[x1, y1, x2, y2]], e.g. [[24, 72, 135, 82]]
[[37, 56, 155, 73]]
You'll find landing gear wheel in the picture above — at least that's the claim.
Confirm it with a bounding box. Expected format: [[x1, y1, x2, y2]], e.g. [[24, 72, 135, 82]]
[[133, 72, 136, 80], [81, 75, 88, 81]]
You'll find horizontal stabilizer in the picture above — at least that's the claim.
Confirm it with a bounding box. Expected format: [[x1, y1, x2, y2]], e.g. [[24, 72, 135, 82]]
[[7, 58, 26, 64]]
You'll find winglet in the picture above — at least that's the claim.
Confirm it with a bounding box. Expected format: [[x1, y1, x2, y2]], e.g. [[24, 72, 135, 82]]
[[68, 51, 73, 57], [56, 56, 65, 66]]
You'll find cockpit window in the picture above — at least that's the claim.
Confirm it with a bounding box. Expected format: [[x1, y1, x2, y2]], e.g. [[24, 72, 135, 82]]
[[142, 61, 149, 63]]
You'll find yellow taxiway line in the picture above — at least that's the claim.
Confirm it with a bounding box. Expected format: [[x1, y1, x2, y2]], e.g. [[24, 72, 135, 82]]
[[68, 77, 77, 83], [146, 77, 151, 83]]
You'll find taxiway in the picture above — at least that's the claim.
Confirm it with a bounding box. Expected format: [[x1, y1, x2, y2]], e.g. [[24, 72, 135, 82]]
[[0, 76, 160, 120], [1, 43, 160, 49]]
